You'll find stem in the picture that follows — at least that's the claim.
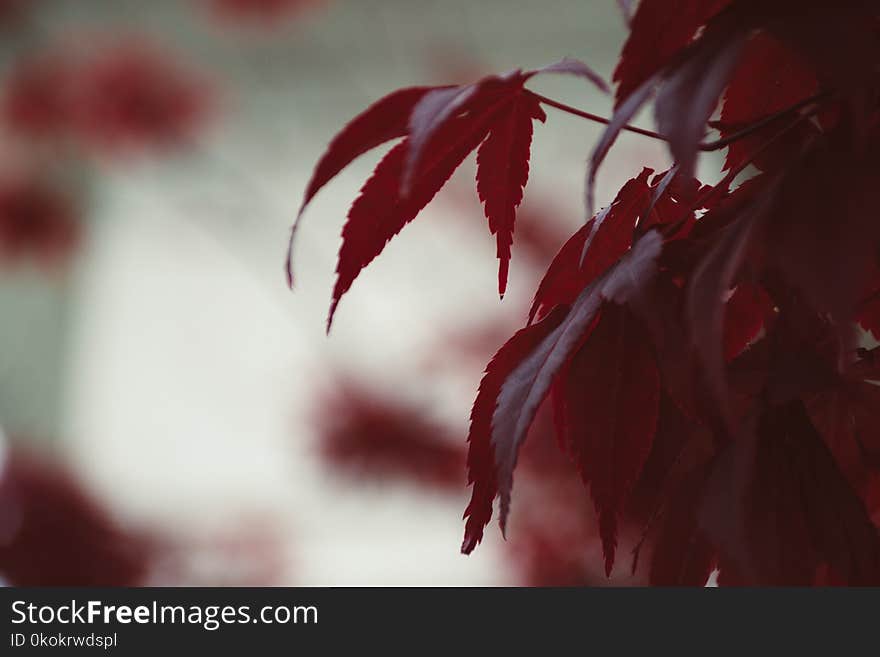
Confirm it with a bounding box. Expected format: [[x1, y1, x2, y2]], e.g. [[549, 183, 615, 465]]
[[531, 91, 829, 153], [699, 92, 829, 151], [655, 105, 821, 239], [531, 93, 666, 141]]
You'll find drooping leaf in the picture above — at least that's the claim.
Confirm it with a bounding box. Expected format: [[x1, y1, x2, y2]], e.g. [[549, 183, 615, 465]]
[[744, 401, 880, 585], [476, 91, 547, 296], [462, 230, 663, 552], [613, 0, 732, 107], [648, 468, 715, 586], [723, 282, 775, 362], [653, 22, 747, 182], [687, 181, 773, 424], [288, 85, 440, 285], [298, 86, 438, 217], [766, 137, 880, 326], [462, 305, 570, 554], [585, 78, 655, 219], [328, 105, 504, 329], [530, 168, 652, 323], [405, 60, 605, 197], [556, 302, 661, 574], [532, 57, 609, 93], [718, 32, 818, 172]]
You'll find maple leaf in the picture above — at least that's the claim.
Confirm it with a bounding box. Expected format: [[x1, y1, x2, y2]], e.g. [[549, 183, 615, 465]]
[[705, 400, 880, 585], [475, 91, 546, 296], [528, 168, 653, 324], [648, 467, 715, 586], [554, 302, 660, 575], [722, 282, 775, 362], [462, 231, 663, 553], [612, 0, 732, 108], [718, 32, 819, 172], [298, 0, 880, 586], [291, 59, 606, 326]]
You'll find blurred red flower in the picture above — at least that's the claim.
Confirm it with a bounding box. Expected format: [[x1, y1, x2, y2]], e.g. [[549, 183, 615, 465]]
[[0, 174, 79, 266], [71, 44, 210, 155], [209, 0, 323, 25], [2, 55, 75, 140], [0, 0, 31, 27], [3, 43, 210, 156], [0, 448, 149, 586], [315, 381, 464, 489]]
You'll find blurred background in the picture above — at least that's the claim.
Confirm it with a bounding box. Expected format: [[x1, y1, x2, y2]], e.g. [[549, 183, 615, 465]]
[[0, 0, 676, 585]]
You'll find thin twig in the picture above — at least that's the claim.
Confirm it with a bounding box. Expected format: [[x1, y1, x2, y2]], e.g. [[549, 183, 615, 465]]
[[531, 91, 829, 153]]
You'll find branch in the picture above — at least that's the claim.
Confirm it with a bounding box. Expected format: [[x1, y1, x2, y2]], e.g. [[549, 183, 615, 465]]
[[531, 91, 829, 152]]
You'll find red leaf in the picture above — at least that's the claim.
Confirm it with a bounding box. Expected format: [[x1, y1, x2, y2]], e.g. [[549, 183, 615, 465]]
[[649, 468, 715, 586], [403, 74, 522, 196], [556, 303, 660, 575], [406, 60, 604, 200], [462, 306, 570, 554], [297, 86, 439, 219], [585, 79, 655, 218], [719, 33, 818, 172], [532, 57, 609, 93], [653, 20, 747, 182], [722, 282, 774, 362], [529, 168, 652, 323], [613, 0, 731, 107], [288, 85, 439, 284], [687, 182, 772, 423], [859, 292, 880, 341], [328, 107, 502, 330], [766, 137, 880, 325], [476, 91, 546, 296], [702, 400, 880, 585], [462, 230, 663, 553], [745, 401, 880, 585]]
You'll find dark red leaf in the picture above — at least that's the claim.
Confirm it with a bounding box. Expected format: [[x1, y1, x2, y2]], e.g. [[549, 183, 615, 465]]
[[719, 32, 818, 172], [766, 137, 880, 325], [403, 74, 522, 196], [649, 468, 715, 586], [531, 57, 609, 93], [703, 400, 880, 585], [288, 85, 439, 284], [613, 0, 731, 107], [687, 183, 772, 423], [297, 86, 438, 219], [585, 79, 655, 218], [462, 306, 570, 554], [653, 22, 747, 182], [746, 401, 880, 585], [723, 282, 774, 362], [556, 303, 661, 575], [476, 91, 546, 296], [462, 230, 663, 553], [530, 169, 652, 323], [328, 107, 503, 330]]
